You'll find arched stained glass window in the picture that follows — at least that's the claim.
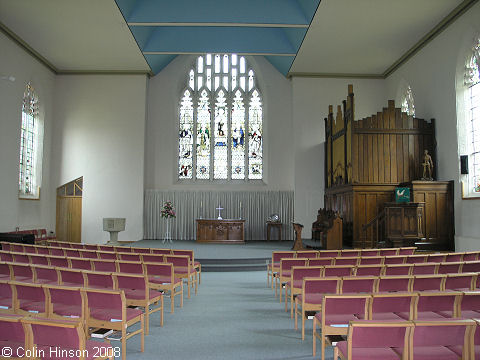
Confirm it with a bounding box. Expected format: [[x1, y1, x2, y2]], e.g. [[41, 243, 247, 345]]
[[464, 38, 480, 194], [401, 85, 415, 116], [18, 82, 42, 199], [178, 54, 263, 181]]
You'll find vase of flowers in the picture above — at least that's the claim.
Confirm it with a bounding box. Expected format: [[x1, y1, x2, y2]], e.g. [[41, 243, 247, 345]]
[[161, 201, 176, 243]]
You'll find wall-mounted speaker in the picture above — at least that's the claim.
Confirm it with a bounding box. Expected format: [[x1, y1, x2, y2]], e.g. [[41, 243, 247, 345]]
[[460, 155, 469, 174]]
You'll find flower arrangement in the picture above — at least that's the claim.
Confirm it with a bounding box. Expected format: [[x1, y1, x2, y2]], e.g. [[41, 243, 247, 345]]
[[161, 201, 176, 219]]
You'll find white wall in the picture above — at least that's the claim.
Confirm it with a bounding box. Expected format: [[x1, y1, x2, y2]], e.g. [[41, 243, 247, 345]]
[[384, 2, 480, 251], [145, 55, 294, 191], [291, 78, 387, 236], [51, 75, 147, 243], [0, 32, 55, 233]]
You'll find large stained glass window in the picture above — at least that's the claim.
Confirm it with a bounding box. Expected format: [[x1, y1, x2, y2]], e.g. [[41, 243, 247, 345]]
[[464, 38, 480, 194], [401, 85, 415, 117], [19, 82, 42, 199], [178, 54, 263, 181]]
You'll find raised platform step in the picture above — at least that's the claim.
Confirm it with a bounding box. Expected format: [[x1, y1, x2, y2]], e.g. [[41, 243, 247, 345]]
[[198, 257, 269, 272]]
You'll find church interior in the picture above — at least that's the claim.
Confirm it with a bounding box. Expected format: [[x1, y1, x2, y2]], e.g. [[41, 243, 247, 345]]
[[1, 0, 480, 359]]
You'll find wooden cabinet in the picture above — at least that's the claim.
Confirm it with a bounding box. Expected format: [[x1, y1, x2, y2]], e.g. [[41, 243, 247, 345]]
[[406, 181, 454, 251], [384, 202, 425, 247], [196, 219, 245, 244]]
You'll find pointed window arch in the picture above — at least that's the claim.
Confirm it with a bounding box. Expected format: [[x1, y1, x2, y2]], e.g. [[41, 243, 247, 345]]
[[463, 38, 480, 195], [18, 82, 42, 199], [178, 54, 263, 181], [401, 85, 416, 117]]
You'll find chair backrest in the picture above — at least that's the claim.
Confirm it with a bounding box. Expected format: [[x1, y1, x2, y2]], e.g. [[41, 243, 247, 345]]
[[79, 250, 98, 259], [64, 249, 81, 258], [341, 277, 376, 294], [463, 252, 478, 261], [412, 263, 438, 275], [0, 263, 12, 279], [405, 255, 427, 264], [334, 258, 359, 266], [92, 259, 117, 272], [308, 258, 332, 266], [10, 263, 33, 280], [358, 256, 384, 265], [383, 256, 406, 265], [370, 293, 417, 320], [354, 265, 383, 277], [117, 253, 142, 262], [378, 249, 398, 256], [172, 249, 194, 261], [141, 254, 165, 263], [84, 288, 124, 315], [70, 243, 84, 250], [83, 244, 99, 251], [98, 245, 115, 252], [340, 250, 360, 257], [0, 281, 13, 309], [47, 285, 84, 313], [98, 251, 117, 260], [377, 276, 412, 293], [36, 247, 50, 255], [48, 256, 69, 268], [0, 251, 14, 262], [151, 249, 173, 255], [444, 273, 476, 291], [445, 253, 463, 262], [49, 247, 65, 256], [131, 247, 151, 254], [144, 262, 173, 279], [34, 266, 59, 284], [114, 246, 132, 252], [360, 250, 379, 257], [318, 250, 339, 258], [411, 320, 474, 357], [279, 258, 307, 272], [412, 275, 445, 291], [437, 262, 462, 274], [295, 251, 318, 259], [321, 295, 370, 325], [346, 321, 413, 357], [427, 254, 446, 263], [416, 292, 461, 318], [324, 266, 352, 277], [11, 244, 24, 252], [460, 291, 480, 316], [116, 261, 145, 274], [29, 254, 49, 265], [12, 281, 46, 304], [462, 261, 480, 273], [384, 264, 412, 276], [84, 271, 115, 289], [58, 269, 85, 286], [0, 314, 26, 345], [303, 277, 340, 294], [69, 258, 92, 271], [114, 273, 147, 293], [22, 317, 83, 350], [291, 266, 323, 282], [398, 247, 416, 255], [13, 253, 30, 264]]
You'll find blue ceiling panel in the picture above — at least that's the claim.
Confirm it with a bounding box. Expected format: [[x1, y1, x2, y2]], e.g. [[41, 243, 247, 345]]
[[126, 0, 310, 25], [264, 56, 295, 76], [114, 0, 321, 76], [144, 54, 177, 74], [142, 27, 298, 55]]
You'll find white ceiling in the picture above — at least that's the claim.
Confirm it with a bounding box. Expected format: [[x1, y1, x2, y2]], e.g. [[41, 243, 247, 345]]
[[0, 0, 472, 76]]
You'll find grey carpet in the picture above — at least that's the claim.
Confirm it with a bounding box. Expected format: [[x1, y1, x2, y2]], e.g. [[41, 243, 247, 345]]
[[116, 271, 332, 359]]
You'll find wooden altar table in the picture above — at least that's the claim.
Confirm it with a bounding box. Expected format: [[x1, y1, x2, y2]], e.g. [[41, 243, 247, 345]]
[[196, 219, 245, 244]]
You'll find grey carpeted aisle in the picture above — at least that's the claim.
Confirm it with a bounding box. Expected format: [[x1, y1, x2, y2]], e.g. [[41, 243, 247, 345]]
[[119, 271, 332, 359]]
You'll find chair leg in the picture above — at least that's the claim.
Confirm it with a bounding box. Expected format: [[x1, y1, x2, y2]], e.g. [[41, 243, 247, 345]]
[[171, 288, 175, 313], [333, 346, 339, 360], [187, 278, 191, 298], [290, 293, 294, 318], [284, 286, 288, 311], [140, 314, 145, 352], [294, 299, 298, 330], [180, 285, 184, 308], [321, 333, 325, 360], [121, 328, 127, 360], [313, 317, 317, 356], [160, 296, 164, 326], [145, 306, 150, 335], [302, 309, 305, 340]]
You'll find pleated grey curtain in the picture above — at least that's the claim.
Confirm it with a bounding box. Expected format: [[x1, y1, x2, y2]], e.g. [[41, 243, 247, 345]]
[[144, 190, 294, 241]]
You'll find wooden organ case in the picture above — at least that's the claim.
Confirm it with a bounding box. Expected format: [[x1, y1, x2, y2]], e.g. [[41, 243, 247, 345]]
[[324, 85, 454, 250]]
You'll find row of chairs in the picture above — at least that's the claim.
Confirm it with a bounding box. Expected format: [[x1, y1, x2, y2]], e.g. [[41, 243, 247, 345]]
[[312, 292, 480, 360], [0, 251, 199, 298], [275, 258, 480, 300], [293, 274, 479, 340], [0, 243, 202, 283], [0, 313, 113, 360], [7, 228, 55, 241], [0, 282, 145, 360], [268, 249, 480, 288], [0, 261, 184, 313]]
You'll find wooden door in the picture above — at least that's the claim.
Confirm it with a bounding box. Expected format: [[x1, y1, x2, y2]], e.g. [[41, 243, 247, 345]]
[[56, 177, 82, 243]]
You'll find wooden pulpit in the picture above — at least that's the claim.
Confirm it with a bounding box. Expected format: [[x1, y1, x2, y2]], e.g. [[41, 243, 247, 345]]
[[384, 202, 425, 247]]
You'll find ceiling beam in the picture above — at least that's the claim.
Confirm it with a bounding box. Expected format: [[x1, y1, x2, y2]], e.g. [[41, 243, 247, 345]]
[[128, 22, 309, 28]]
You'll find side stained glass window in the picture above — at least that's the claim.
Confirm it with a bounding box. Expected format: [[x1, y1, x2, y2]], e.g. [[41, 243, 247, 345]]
[[178, 54, 263, 181], [19, 82, 41, 198]]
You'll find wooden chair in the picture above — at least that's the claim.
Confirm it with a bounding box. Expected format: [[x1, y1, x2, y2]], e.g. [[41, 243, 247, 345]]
[[22, 316, 113, 360], [0, 263, 12, 281], [415, 291, 462, 320], [412, 275, 446, 292], [0, 314, 30, 359], [9, 263, 34, 283], [267, 251, 295, 288], [33, 265, 59, 285], [0, 280, 15, 313], [334, 320, 413, 360], [11, 281, 49, 316], [113, 273, 164, 335], [172, 249, 202, 284], [285, 266, 323, 316], [444, 273, 477, 291], [28, 254, 49, 266], [368, 293, 417, 321], [376, 276, 412, 293], [295, 277, 340, 340], [313, 294, 371, 359], [69, 258, 93, 271], [383, 264, 413, 276], [412, 263, 438, 275], [83, 271, 115, 290], [276, 258, 308, 301], [84, 288, 144, 360], [57, 268, 86, 287], [354, 265, 384, 277], [144, 262, 183, 313], [46, 285, 85, 321], [340, 276, 377, 295], [165, 255, 198, 298], [92, 259, 117, 272]]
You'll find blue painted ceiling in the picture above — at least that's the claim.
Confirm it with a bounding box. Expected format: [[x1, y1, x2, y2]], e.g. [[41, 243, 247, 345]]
[[114, 0, 321, 76]]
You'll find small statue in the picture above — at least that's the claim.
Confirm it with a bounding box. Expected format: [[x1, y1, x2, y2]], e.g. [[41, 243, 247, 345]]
[[421, 149, 434, 180]]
